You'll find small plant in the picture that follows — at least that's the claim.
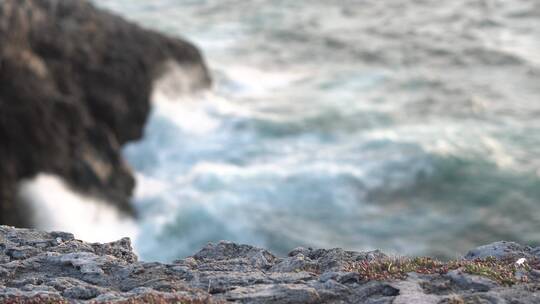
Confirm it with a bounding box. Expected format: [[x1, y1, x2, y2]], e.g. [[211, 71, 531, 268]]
[[346, 255, 539, 286]]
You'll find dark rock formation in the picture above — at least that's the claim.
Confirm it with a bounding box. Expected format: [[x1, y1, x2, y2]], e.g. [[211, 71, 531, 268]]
[[0, 0, 211, 227], [464, 241, 537, 261], [1, 226, 540, 303]]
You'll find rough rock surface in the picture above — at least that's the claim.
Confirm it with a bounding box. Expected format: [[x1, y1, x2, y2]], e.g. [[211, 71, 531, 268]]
[[464, 241, 538, 261], [2, 226, 540, 303], [0, 0, 211, 227]]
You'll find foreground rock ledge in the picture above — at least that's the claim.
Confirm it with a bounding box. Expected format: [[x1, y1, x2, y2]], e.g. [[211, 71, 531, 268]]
[[1, 226, 540, 303]]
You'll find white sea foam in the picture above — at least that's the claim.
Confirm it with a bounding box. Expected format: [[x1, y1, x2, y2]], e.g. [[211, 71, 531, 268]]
[[96, 0, 540, 261], [222, 66, 306, 97], [17, 174, 138, 244]]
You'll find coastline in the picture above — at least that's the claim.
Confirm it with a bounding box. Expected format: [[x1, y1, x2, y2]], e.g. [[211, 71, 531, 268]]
[[1, 1, 540, 303]]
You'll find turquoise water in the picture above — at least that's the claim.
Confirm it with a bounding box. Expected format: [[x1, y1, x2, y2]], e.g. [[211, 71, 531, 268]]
[[93, 0, 540, 261]]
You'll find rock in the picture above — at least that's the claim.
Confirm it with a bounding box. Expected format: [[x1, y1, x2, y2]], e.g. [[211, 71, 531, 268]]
[[224, 284, 320, 304], [319, 272, 362, 284], [288, 247, 312, 257], [1, 226, 540, 303], [91, 237, 137, 263], [391, 279, 438, 304], [270, 254, 319, 273], [447, 270, 498, 292], [192, 241, 278, 272], [0, 0, 211, 227], [51, 231, 75, 242], [5, 246, 40, 260], [530, 269, 540, 279], [464, 241, 533, 260], [296, 247, 386, 273]]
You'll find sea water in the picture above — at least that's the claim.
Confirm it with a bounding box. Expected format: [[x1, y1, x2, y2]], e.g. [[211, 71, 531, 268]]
[[89, 0, 540, 261]]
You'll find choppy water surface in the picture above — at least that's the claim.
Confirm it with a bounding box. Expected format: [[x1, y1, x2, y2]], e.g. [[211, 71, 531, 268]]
[[93, 0, 540, 261]]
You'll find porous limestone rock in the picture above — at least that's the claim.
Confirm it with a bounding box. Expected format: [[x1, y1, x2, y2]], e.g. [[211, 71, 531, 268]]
[[1, 226, 540, 303]]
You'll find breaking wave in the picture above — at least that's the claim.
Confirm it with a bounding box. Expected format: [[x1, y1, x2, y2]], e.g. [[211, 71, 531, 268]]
[[93, 0, 540, 261]]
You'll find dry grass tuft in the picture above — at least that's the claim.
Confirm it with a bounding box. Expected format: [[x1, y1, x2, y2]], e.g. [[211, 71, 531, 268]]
[[346, 256, 540, 286]]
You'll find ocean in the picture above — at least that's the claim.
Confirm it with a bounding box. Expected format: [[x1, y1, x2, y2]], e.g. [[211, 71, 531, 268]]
[[87, 0, 540, 262]]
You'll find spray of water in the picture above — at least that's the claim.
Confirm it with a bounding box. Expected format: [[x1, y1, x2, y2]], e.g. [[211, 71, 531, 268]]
[[17, 174, 138, 243]]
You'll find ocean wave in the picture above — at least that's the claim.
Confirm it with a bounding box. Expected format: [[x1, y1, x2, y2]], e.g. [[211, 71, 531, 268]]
[[91, 0, 540, 261]]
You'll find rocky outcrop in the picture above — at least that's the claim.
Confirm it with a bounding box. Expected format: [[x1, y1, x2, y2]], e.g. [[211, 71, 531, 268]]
[[1, 226, 540, 303], [0, 0, 211, 227]]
